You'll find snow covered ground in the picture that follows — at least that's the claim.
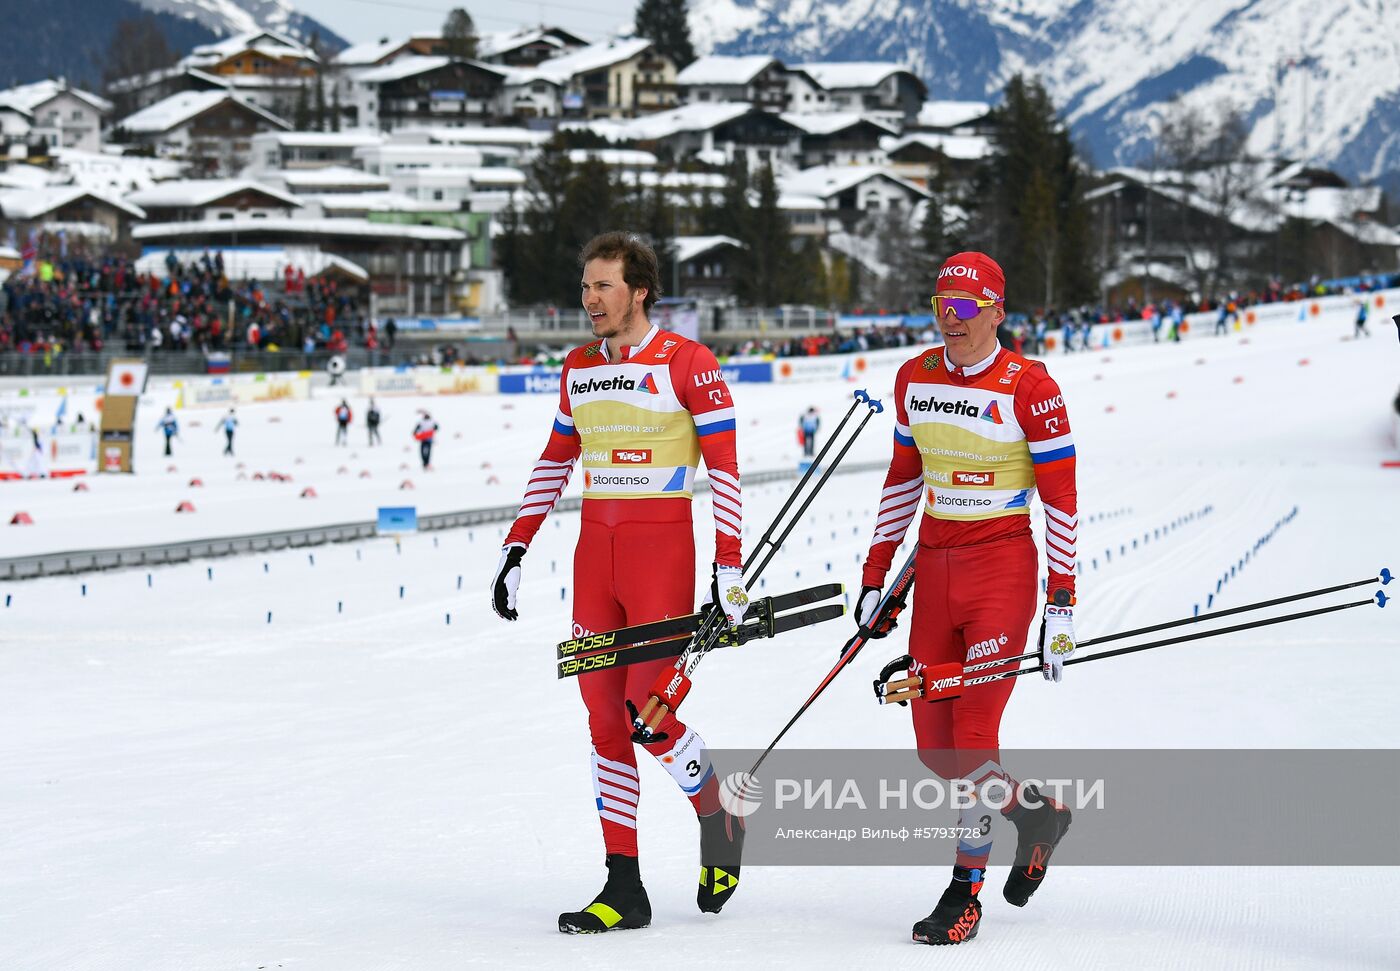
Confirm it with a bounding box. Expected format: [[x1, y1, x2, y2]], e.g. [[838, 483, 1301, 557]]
[[2, 309, 1398, 969]]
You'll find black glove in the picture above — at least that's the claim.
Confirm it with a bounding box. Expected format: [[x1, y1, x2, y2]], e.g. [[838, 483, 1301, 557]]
[[490, 544, 525, 621], [854, 584, 895, 641]]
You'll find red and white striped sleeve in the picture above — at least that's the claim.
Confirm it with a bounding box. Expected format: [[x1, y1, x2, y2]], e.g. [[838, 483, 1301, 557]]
[[503, 361, 581, 550], [674, 343, 741, 568], [1014, 365, 1078, 602], [863, 362, 923, 588]]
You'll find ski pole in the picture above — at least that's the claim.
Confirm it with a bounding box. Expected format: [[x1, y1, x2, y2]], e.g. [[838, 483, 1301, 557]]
[[1078, 569, 1392, 652], [953, 569, 1395, 676], [744, 545, 919, 779], [743, 388, 881, 584], [878, 589, 1387, 704], [631, 388, 885, 739]]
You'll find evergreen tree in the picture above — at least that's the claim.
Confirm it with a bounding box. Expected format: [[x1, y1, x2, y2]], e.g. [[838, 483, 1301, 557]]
[[443, 7, 479, 60], [293, 79, 312, 131], [739, 163, 794, 306], [635, 0, 695, 69], [968, 75, 1097, 311]]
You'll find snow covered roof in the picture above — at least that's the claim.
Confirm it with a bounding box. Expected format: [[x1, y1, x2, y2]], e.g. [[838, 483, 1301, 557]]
[[568, 148, 657, 166], [884, 132, 992, 161], [0, 80, 112, 115], [779, 112, 898, 136], [779, 165, 931, 200], [777, 193, 826, 211], [676, 55, 779, 86], [135, 247, 367, 281], [264, 131, 385, 148], [0, 244, 22, 260], [125, 179, 302, 210], [335, 36, 415, 67], [0, 98, 32, 117], [0, 186, 145, 221], [478, 26, 589, 60], [534, 38, 654, 83], [132, 217, 466, 242], [354, 56, 454, 84], [275, 167, 391, 190], [392, 166, 527, 187], [792, 62, 914, 91], [673, 235, 743, 262], [605, 102, 761, 141], [313, 192, 461, 214], [188, 30, 315, 64], [392, 125, 552, 147], [916, 100, 992, 129], [116, 91, 291, 134], [0, 165, 54, 190]]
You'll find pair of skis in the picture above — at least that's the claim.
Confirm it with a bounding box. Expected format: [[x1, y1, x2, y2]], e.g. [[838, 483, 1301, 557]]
[[555, 583, 846, 679]]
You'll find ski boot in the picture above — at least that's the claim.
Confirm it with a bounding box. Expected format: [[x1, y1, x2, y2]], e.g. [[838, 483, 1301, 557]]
[[912, 867, 982, 945], [1003, 783, 1072, 907], [558, 854, 652, 934], [697, 808, 744, 913]]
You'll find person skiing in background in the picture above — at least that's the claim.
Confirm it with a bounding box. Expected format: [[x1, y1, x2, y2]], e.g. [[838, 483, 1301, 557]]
[[218, 408, 238, 456], [490, 231, 748, 934], [854, 252, 1079, 946], [1169, 300, 1184, 342], [798, 406, 820, 460], [367, 397, 382, 446], [334, 399, 352, 446], [156, 407, 179, 457], [1354, 296, 1371, 338], [412, 411, 437, 469]]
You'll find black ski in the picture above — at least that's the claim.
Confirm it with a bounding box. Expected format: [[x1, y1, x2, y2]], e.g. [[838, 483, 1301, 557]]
[[557, 603, 847, 679], [556, 583, 844, 659]]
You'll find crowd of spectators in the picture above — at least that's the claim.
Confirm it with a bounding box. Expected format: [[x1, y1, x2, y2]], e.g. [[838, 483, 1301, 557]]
[[0, 244, 372, 358]]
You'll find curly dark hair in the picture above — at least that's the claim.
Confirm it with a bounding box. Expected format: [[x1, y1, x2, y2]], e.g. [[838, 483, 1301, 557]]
[[579, 231, 662, 313]]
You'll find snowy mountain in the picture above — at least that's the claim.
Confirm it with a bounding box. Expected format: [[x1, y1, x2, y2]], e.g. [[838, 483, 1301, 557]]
[[130, 0, 347, 50], [694, 0, 1400, 187]]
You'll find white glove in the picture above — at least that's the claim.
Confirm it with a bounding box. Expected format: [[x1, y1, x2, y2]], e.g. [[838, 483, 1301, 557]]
[[1040, 601, 1076, 682], [704, 563, 749, 628], [854, 585, 884, 633], [490, 543, 525, 621]]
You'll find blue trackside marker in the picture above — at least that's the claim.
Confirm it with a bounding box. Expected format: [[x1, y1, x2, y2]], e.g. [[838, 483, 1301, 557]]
[[207, 567, 213, 581], [309, 554, 315, 566], [267, 611, 272, 624], [1194, 604, 1200, 616], [81, 584, 86, 597], [147, 573, 153, 587], [357, 549, 362, 561], [264, 563, 269, 573], [1208, 593, 1214, 608], [338, 601, 343, 614], [446, 613, 451, 625], [399, 585, 405, 599], [560, 587, 566, 601], [457, 575, 462, 590], [4, 594, 9, 607]]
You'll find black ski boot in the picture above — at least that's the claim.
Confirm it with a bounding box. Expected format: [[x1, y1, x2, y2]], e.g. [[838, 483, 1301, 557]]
[[697, 808, 744, 913], [1002, 783, 1072, 907], [911, 867, 982, 945], [558, 854, 652, 934]]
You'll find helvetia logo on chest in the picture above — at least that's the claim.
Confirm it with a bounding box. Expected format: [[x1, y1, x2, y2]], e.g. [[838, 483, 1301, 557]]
[[909, 396, 1004, 424], [571, 372, 660, 395]]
